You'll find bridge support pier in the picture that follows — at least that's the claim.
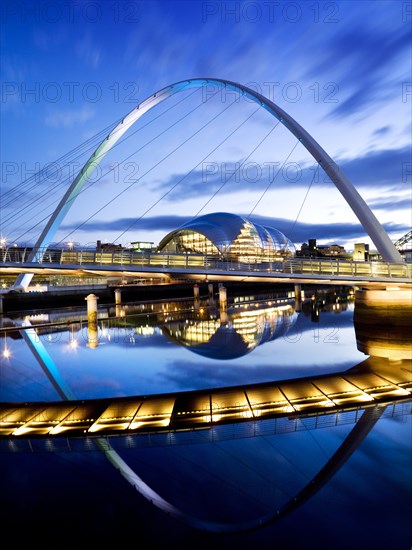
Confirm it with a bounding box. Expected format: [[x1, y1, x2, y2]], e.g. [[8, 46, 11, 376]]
[[355, 287, 412, 309], [85, 294, 99, 349], [354, 287, 412, 360], [219, 286, 227, 309], [115, 288, 122, 306], [193, 283, 200, 309], [208, 283, 214, 302], [294, 284, 302, 312], [219, 285, 228, 324]]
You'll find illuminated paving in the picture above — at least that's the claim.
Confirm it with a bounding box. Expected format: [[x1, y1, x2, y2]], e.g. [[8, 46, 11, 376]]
[[1, 357, 410, 439]]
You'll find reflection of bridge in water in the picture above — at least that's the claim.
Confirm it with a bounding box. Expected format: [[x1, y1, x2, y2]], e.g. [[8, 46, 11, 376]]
[[1, 356, 409, 440], [0, 289, 411, 533], [1, 294, 410, 441]]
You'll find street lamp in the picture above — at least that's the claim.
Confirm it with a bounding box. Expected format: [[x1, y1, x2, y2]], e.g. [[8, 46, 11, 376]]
[[67, 241, 81, 250]]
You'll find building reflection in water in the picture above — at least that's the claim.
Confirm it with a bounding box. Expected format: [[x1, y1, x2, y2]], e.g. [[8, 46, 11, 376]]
[[160, 299, 297, 360], [0, 286, 411, 544], [100, 289, 411, 533], [101, 290, 411, 534], [0, 287, 410, 538]]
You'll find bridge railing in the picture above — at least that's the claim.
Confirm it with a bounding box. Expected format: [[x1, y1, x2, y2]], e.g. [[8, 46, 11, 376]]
[[1, 248, 210, 268], [1, 247, 411, 280], [282, 259, 412, 279]]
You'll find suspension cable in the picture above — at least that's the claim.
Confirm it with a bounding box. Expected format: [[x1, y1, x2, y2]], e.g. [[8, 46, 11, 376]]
[[3, 87, 199, 238], [190, 120, 281, 221], [12, 88, 209, 245], [247, 139, 300, 220], [55, 89, 234, 244], [112, 104, 263, 244], [0, 119, 120, 207], [287, 163, 318, 241]]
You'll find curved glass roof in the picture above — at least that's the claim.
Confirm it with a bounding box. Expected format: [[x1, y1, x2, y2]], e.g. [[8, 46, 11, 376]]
[[157, 212, 295, 254], [264, 226, 296, 251], [158, 212, 245, 252]]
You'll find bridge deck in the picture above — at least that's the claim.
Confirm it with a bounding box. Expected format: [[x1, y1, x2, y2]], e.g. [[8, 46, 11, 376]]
[[2, 259, 412, 287], [2, 250, 412, 283], [1, 358, 410, 439]]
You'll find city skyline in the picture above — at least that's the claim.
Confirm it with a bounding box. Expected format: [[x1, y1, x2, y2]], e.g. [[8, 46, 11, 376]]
[[1, 0, 411, 253]]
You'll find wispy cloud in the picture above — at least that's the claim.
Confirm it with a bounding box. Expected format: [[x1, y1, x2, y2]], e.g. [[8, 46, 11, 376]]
[[75, 34, 102, 69], [304, 14, 410, 118], [148, 145, 411, 200], [368, 196, 412, 211], [61, 213, 410, 246], [338, 146, 411, 188], [372, 126, 392, 138], [44, 106, 95, 128]]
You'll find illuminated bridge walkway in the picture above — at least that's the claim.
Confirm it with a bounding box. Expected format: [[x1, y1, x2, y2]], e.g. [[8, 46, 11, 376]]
[[1, 247, 411, 287], [1, 356, 410, 441]]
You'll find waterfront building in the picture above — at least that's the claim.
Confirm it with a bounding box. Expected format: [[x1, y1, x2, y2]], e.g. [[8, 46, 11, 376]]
[[298, 238, 346, 258], [156, 212, 295, 263], [130, 241, 155, 252], [353, 242, 370, 261]]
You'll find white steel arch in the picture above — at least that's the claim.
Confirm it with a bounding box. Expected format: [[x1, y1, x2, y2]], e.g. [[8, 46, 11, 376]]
[[13, 78, 402, 290]]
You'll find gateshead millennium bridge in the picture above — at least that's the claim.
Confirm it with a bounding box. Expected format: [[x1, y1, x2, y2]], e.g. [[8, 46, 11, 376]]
[[1, 246, 411, 288], [1, 78, 411, 534], [2, 78, 409, 293]]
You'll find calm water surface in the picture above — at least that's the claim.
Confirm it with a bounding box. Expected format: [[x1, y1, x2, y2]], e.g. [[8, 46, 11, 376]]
[[0, 285, 411, 549]]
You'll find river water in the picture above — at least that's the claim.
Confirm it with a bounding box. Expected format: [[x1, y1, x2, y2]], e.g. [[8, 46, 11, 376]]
[[0, 284, 411, 549]]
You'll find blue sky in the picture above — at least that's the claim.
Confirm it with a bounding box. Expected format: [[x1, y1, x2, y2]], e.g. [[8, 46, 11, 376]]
[[1, 0, 411, 252]]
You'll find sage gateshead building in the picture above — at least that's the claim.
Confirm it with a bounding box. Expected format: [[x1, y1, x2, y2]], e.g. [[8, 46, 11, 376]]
[[157, 212, 296, 262]]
